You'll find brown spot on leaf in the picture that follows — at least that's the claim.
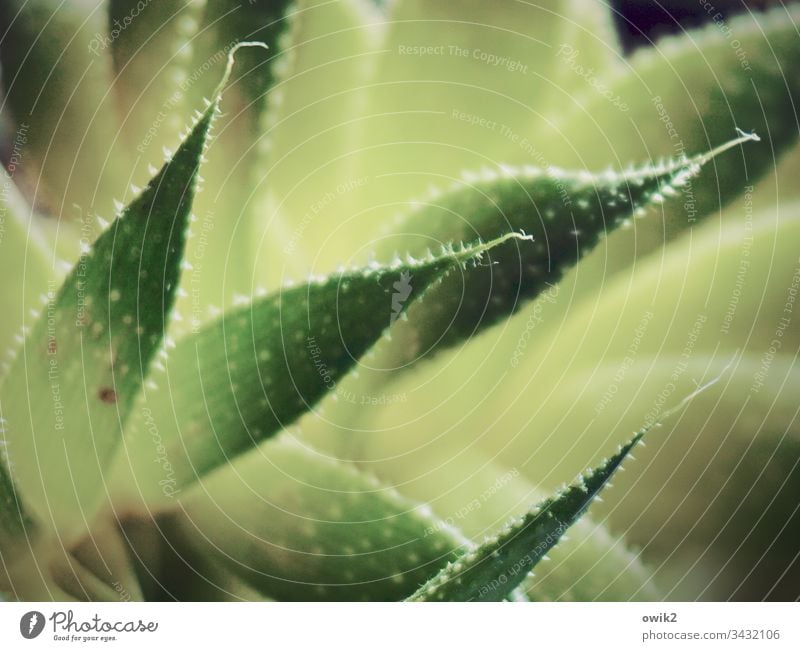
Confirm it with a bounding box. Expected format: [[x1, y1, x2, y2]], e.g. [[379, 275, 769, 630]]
[[98, 388, 118, 404]]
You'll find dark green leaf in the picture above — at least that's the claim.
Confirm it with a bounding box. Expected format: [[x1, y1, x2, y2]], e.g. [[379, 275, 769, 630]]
[[407, 431, 645, 601], [379, 133, 757, 364], [113, 233, 530, 502]]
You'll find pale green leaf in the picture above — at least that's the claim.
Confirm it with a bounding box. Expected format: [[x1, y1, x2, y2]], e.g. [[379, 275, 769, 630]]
[[172, 437, 470, 601], [249, 0, 381, 287], [539, 6, 800, 235], [347, 0, 623, 240], [0, 86, 217, 540]]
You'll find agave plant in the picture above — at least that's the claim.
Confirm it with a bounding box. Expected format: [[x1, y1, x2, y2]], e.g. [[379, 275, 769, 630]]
[[0, 0, 798, 602]]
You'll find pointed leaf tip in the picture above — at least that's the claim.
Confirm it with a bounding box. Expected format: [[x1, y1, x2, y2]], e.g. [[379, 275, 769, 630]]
[[0, 53, 227, 540], [406, 430, 644, 602], [379, 133, 759, 365], [405, 370, 731, 603]]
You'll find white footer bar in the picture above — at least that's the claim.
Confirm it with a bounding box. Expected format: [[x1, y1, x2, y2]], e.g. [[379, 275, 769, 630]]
[[1, 602, 797, 650]]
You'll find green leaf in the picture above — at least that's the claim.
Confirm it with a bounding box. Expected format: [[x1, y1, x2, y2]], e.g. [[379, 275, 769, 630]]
[[407, 431, 645, 601], [0, 0, 129, 218], [465, 196, 800, 598], [0, 79, 218, 540], [376, 133, 757, 364], [112, 232, 531, 503], [0, 460, 31, 547], [337, 430, 661, 600], [171, 436, 469, 601]]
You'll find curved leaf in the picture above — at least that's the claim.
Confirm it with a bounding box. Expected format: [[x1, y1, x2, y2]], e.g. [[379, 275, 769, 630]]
[[249, 0, 380, 287]]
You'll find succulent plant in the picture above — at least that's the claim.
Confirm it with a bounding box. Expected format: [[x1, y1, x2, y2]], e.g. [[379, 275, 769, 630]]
[[0, 0, 798, 602]]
